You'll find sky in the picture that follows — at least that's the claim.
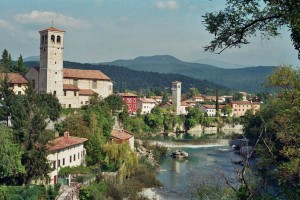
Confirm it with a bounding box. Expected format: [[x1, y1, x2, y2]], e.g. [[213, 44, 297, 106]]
[[0, 0, 299, 67]]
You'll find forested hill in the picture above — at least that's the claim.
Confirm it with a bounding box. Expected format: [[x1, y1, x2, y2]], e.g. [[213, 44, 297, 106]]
[[103, 55, 277, 92], [64, 62, 231, 94], [25, 61, 231, 94]]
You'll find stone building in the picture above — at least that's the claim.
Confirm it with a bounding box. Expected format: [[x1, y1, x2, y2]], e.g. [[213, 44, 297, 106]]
[[25, 27, 113, 108]]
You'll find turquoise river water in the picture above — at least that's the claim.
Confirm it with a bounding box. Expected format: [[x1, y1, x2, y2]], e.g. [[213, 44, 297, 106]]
[[153, 140, 242, 200]]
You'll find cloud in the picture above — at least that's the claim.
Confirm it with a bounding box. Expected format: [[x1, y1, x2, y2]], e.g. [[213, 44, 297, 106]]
[[0, 19, 14, 30], [14, 10, 90, 29], [155, 1, 179, 10]]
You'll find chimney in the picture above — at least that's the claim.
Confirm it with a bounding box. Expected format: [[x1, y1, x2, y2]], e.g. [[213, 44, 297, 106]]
[[64, 131, 69, 138]]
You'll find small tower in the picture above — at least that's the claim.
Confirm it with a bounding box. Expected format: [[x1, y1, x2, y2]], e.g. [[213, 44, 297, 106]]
[[39, 27, 65, 101], [172, 81, 181, 115]]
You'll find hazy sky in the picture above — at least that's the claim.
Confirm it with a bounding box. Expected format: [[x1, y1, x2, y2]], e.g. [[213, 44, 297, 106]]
[[1, 0, 299, 67]]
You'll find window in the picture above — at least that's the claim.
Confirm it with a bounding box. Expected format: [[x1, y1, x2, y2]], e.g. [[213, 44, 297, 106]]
[[58, 160, 60, 167], [73, 79, 78, 86], [51, 35, 55, 43], [68, 104, 71, 108], [92, 80, 97, 89], [64, 91, 66, 96], [53, 91, 56, 96], [18, 91, 21, 95], [74, 154, 76, 161], [18, 84, 21, 88], [70, 156, 72, 163], [32, 80, 35, 89], [81, 101, 83, 105], [45, 35, 48, 44], [63, 158, 65, 166], [133, 99, 136, 103], [85, 101, 89, 104], [57, 35, 61, 43], [41, 35, 44, 45], [74, 91, 77, 96]]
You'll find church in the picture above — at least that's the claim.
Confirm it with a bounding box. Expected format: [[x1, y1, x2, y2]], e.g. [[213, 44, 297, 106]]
[[25, 27, 113, 108]]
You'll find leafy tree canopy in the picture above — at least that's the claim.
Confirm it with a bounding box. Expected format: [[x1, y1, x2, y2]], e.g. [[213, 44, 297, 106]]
[[203, 0, 300, 59]]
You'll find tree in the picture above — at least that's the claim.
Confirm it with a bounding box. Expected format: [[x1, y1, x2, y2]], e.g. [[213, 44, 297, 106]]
[[233, 92, 243, 101], [0, 74, 15, 125], [104, 94, 124, 114], [203, 0, 300, 59], [0, 125, 25, 184], [186, 87, 199, 99], [13, 55, 28, 73], [0, 49, 11, 72], [221, 104, 232, 116], [184, 107, 203, 130]]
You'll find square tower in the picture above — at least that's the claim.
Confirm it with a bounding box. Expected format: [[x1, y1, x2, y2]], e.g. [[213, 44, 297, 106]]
[[39, 27, 65, 100], [172, 81, 181, 115]]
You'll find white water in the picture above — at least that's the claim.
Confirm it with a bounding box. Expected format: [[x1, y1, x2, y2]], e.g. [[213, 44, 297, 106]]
[[150, 140, 227, 148]]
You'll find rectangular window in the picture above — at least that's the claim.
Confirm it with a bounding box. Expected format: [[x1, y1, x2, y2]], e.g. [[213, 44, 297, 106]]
[[70, 156, 72, 163], [53, 91, 56, 96], [18, 91, 21, 95], [10, 83, 14, 87], [92, 80, 97, 89], [58, 159, 60, 167], [18, 84, 21, 88], [68, 104, 71, 108], [85, 101, 89, 105], [74, 154, 76, 161], [53, 161, 56, 170], [63, 158, 65, 166], [32, 80, 35, 89], [73, 79, 78, 87], [64, 91, 66, 96], [74, 91, 76, 96]]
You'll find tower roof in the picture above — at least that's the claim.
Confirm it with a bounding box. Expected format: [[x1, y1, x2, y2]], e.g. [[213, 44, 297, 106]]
[[39, 27, 65, 33]]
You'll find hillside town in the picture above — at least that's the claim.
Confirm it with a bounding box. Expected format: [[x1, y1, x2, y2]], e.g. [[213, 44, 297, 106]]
[[0, 16, 298, 200]]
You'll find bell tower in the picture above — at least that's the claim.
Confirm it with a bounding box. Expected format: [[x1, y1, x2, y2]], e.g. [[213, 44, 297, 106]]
[[39, 27, 65, 100], [172, 81, 181, 115]]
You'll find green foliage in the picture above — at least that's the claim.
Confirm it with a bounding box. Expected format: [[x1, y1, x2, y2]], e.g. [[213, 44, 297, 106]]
[[79, 181, 108, 200], [203, 0, 300, 59], [13, 55, 28, 73], [144, 106, 164, 131], [241, 66, 300, 198], [59, 165, 91, 176], [102, 143, 139, 183], [0, 125, 25, 184], [104, 94, 124, 114], [36, 93, 62, 121], [221, 104, 232, 116], [186, 87, 200, 99], [184, 107, 204, 130], [233, 92, 243, 101]]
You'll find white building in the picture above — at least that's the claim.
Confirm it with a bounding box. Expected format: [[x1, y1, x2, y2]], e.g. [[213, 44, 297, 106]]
[[137, 98, 156, 114], [199, 104, 226, 117], [47, 131, 88, 185], [172, 81, 181, 115], [25, 27, 113, 108]]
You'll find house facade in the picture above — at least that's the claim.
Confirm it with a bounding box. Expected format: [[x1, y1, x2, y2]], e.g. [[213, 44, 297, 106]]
[[47, 131, 88, 185], [199, 104, 226, 117], [118, 93, 138, 114], [137, 97, 156, 114], [229, 101, 260, 117], [0, 73, 28, 95], [25, 27, 113, 108], [111, 129, 134, 150]]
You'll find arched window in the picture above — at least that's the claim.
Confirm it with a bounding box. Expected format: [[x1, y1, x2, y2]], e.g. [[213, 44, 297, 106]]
[[57, 36, 61, 43], [51, 35, 55, 43]]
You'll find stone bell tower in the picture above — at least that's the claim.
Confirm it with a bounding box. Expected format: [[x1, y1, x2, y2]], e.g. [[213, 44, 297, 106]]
[[172, 81, 181, 115], [39, 27, 65, 101]]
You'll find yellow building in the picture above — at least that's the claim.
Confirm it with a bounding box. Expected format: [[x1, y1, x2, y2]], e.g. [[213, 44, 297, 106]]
[[229, 101, 260, 117]]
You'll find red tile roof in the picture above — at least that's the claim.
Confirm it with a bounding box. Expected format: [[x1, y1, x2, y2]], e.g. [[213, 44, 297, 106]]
[[48, 136, 88, 152], [138, 98, 156, 103], [63, 68, 110, 80], [111, 129, 133, 140], [118, 92, 138, 97], [79, 89, 95, 96], [63, 84, 79, 90], [0, 73, 28, 84], [202, 105, 225, 109], [39, 27, 65, 32]]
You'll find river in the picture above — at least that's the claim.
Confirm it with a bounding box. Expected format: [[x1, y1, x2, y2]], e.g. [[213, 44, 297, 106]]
[[152, 140, 242, 200]]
